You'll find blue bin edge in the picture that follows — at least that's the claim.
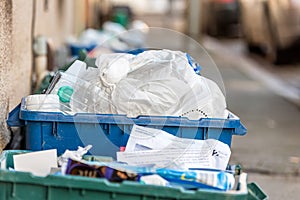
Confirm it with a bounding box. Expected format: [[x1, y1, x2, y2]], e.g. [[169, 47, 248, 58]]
[[7, 98, 247, 136]]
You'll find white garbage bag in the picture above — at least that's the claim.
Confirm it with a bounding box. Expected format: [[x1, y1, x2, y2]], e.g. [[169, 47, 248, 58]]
[[95, 49, 228, 119], [45, 50, 227, 119]]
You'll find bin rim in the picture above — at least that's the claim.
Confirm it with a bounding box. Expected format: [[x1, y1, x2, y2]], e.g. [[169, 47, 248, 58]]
[[7, 97, 247, 136]]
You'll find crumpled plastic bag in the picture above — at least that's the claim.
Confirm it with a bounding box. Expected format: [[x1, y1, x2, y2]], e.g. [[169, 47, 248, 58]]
[[46, 49, 227, 120], [94, 49, 228, 119]]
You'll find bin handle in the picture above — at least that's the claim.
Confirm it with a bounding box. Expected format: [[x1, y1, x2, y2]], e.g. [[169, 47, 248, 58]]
[[6, 103, 25, 127], [235, 123, 247, 136]]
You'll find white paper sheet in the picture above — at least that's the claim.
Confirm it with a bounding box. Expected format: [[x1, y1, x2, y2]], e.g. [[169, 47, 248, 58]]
[[117, 125, 231, 170], [13, 149, 58, 176]]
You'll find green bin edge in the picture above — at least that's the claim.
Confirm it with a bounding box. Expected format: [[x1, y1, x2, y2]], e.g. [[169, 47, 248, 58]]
[[0, 150, 268, 200], [247, 182, 268, 200]]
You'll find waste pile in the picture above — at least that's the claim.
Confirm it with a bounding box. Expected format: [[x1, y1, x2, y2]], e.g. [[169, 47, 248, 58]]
[[1, 125, 238, 192], [28, 49, 227, 120], [12, 48, 235, 192]]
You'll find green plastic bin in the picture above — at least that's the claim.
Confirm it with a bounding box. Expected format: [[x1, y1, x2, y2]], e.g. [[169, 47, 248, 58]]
[[0, 150, 267, 200]]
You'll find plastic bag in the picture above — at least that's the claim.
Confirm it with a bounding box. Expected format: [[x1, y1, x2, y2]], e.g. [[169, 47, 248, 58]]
[[45, 50, 227, 119], [95, 49, 228, 119]]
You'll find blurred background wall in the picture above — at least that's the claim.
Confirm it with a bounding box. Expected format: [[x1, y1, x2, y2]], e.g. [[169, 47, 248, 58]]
[[0, 0, 90, 149], [0, 0, 14, 149]]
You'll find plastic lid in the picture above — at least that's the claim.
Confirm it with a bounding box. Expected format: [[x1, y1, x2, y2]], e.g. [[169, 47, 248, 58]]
[[57, 86, 74, 103]]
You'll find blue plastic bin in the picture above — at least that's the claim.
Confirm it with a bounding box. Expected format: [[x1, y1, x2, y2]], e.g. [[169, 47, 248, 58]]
[[69, 43, 97, 57], [7, 98, 247, 158]]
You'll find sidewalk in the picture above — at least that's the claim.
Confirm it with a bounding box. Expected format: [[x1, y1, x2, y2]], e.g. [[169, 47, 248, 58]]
[[202, 36, 300, 107]]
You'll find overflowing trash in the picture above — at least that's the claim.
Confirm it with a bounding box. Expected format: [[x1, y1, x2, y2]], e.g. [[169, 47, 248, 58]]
[[64, 158, 235, 191], [1, 147, 269, 200], [5, 39, 240, 195], [3, 52, 261, 197], [1, 125, 237, 192], [27, 49, 227, 120]]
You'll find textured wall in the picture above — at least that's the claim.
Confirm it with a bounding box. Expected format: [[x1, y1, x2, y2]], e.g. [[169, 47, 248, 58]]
[[0, 0, 13, 150], [0, 0, 84, 151], [10, 0, 33, 107], [34, 0, 76, 47], [0, 0, 33, 151], [8, 0, 83, 110]]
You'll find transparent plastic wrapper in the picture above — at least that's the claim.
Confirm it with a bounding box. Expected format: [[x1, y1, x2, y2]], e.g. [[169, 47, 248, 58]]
[[45, 72, 113, 115], [64, 158, 234, 191], [25, 94, 60, 112], [155, 168, 235, 191], [43, 60, 112, 114]]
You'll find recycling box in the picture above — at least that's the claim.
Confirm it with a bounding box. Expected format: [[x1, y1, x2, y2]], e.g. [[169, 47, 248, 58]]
[[7, 98, 247, 158], [0, 150, 268, 200]]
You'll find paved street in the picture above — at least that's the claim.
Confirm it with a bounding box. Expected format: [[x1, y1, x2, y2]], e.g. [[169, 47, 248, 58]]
[[203, 37, 300, 199]]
